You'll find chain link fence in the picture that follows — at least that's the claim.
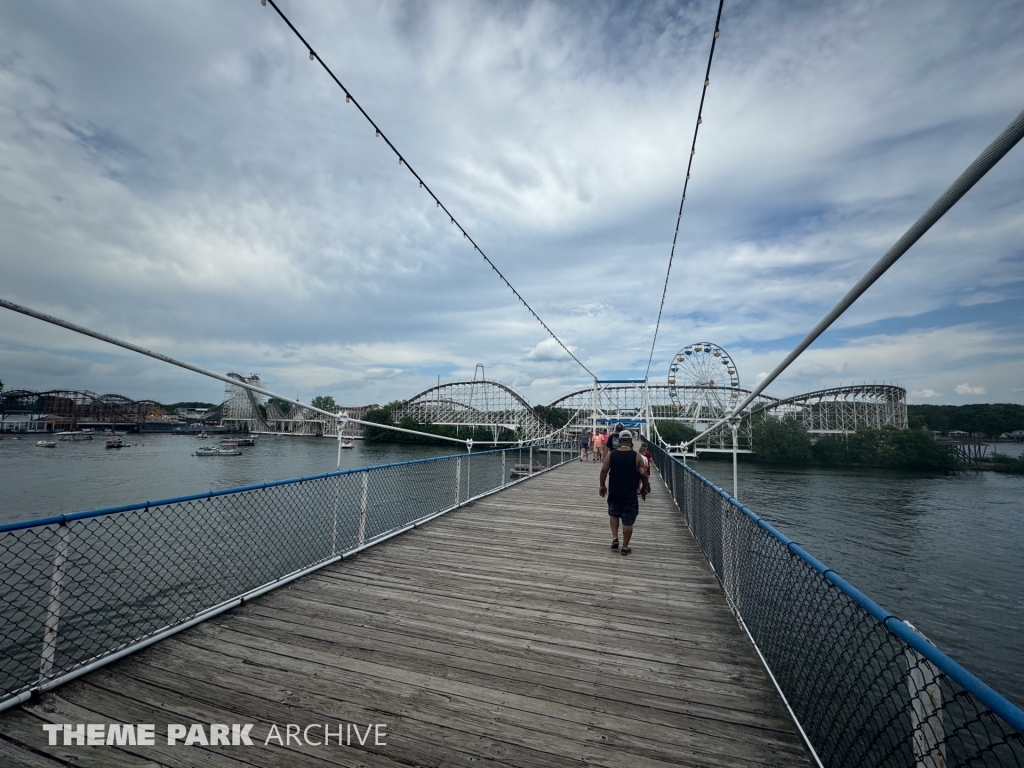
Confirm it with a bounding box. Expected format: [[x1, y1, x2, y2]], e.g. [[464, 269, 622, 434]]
[[650, 443, 1024, 767], [0, 442, 573, 710]]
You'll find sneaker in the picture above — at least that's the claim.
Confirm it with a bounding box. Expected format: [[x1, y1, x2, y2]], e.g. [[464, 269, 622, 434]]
[[610, 539, 619, 550], [621, 547, 631, 556]]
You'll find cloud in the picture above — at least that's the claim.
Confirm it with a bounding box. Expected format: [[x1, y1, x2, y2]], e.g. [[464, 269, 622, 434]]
[[911, 389, 941, 398], [0, 1, 1022, 407], [955, 383, 987, 395]]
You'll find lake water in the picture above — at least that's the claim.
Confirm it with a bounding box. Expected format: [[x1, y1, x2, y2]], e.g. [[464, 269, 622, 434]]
[[692, 448, 1024, 709], [2, 433, 1022, 709], [0, 434, 453, 524]]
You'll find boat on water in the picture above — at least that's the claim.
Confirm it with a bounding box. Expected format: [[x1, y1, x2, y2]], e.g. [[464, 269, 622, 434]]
[[341, 438, 354, 449], [105, 438, 124, 449], [195, 446, 242, 457], [36, 440, 57, 448], [221, 437, 257, 448], [56, 431, 94, 442]]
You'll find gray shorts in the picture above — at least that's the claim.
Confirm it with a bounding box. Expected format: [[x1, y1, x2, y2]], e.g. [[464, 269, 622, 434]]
[[608, 497, 639, 527]]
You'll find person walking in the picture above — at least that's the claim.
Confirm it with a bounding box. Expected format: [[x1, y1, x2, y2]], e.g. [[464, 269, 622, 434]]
[[579, 428, 591, 462], [592, 429, 605, 461], [599, 429, 647, 555]]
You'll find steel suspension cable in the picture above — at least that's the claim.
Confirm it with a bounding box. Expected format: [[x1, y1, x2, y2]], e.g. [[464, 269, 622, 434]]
[[680, 106, 1024, 451], [643, 0, 725, 381], [260, 0, 595, 379]]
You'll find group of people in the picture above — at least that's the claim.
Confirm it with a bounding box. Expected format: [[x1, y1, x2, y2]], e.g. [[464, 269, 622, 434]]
[[578, 425, 654, 556]]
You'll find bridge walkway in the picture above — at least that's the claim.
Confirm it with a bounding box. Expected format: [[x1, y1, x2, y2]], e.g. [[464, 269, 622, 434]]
[[1, 460, 810, 768]]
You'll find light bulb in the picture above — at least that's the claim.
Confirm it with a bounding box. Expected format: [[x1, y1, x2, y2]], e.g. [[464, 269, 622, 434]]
[[419, 181, 423, 188], [375, 130, 380, 137], [309, 51, 315, 61], [346, 94, 351, 103], [399, 158, 403, 165], [261, 0, 267, 6], [714, 29, 720, 39], [704, 78, 709, 87]]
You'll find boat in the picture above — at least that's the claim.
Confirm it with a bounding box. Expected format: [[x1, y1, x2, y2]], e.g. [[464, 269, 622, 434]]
[[106, 439, 124, 449], [236, 438, 255, 447], [36, 440, 57, 448], [56, 431, 94, 442], [341, 438, 354, 449], [195, 446, 242, 457]]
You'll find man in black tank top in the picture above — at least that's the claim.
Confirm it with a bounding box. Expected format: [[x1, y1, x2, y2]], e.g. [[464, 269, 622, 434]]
[[598, 430, 648, 555]]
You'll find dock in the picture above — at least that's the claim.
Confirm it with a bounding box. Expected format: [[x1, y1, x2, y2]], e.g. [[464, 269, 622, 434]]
[[0, 460, 810, 767]]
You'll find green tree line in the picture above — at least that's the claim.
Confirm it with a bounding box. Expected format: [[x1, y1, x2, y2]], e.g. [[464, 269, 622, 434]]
[[362, 401, 518, 446], [907, 403, 1024, 436], [751, 416, 958, 470]]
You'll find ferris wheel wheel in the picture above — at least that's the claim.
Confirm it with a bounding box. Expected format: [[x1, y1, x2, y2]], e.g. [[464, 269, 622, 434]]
[[667, 342, 741, 421]]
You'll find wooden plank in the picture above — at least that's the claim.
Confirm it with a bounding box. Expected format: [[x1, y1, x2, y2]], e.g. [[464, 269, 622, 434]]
[[122, 629, 795, 768], [0, 734, 79, 768]]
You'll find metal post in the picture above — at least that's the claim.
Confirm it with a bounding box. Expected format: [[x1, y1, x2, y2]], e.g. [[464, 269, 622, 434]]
[[905, 622, 946, 768], [729, 417, 739, 500], [501, 450, 506, 488], [358, 472, 368, 547], [332, 417, 343, 555], [455, 456, 462, 505], [529, 445, 533, 474], [40, 523, 70, 679]]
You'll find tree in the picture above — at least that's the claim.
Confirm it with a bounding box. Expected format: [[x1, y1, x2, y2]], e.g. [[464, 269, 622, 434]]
[[533, 405, 572, 429], [752, 416, 812, 464], [266, 397, 293, 417], [655, 420, 699, 445], [310, 395, 339, 414]]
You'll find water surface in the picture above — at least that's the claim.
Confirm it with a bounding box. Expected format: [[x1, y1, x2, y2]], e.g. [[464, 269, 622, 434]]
[[693, 455, 1024, 709]]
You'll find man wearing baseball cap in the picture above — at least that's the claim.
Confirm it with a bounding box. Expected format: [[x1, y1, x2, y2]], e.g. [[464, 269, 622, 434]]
[[599, 429, 648, 555]]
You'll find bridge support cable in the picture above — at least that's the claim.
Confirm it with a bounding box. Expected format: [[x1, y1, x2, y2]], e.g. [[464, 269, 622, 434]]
[[681, 106, 1024, 451], [0, 297, 470, 447], [258, 0, 594, 379], [643, 0, 726, 381]]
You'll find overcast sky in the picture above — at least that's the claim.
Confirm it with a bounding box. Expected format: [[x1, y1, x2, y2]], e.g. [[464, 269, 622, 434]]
[[1, 0, 1022, 408]]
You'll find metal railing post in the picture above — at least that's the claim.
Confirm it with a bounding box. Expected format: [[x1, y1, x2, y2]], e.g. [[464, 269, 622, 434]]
[[729, 416, 739, 501], [358, 473, 368, 547], [905, 623, 946, 768], [501, 450, 506, 488], [455, 456, 462, 505], [40, 523, 70, 680], [529, 446, 533, 474]]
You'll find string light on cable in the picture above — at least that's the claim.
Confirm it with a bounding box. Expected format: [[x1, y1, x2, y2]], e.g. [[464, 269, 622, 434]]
[[257, 0, 595, 378], [644, 0, 725, 381]]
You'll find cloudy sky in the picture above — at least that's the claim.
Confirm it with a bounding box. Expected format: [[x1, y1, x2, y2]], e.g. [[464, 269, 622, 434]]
[[1, 0, 1022, 408]]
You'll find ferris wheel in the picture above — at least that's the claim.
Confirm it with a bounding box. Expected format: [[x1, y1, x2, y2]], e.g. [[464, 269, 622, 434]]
[[667, 342, 741, 422]]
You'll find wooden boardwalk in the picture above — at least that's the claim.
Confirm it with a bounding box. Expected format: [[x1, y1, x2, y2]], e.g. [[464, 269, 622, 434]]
[[1, 460, 810, 768]]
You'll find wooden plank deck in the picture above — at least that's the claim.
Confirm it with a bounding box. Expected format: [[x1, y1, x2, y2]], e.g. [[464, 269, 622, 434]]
[[0, 460, 810, 768]]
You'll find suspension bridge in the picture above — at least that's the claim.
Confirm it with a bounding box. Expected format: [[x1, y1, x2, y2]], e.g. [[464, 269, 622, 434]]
[[1, 1, 1023, 766]]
